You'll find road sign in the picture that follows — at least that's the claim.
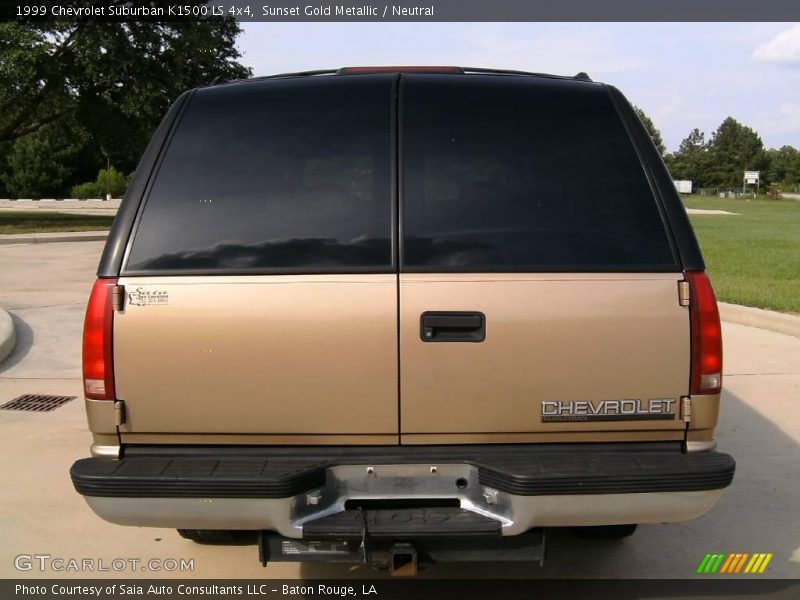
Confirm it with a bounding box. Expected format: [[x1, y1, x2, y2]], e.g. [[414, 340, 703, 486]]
[[673, 180, 693, 194], [744, 171, 760, 184]]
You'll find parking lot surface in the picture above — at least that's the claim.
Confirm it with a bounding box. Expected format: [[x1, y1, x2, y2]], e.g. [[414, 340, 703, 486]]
[[0, 241, 798, 578]]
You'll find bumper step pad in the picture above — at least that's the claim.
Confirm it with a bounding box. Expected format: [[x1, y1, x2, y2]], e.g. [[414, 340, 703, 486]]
[[71, 455, 326, 498], [71, 442, 735, 499]]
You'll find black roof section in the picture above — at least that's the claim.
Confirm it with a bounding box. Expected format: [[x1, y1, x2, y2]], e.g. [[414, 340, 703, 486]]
[[96, 66, 705, 277], [207, 66, 594, 88]]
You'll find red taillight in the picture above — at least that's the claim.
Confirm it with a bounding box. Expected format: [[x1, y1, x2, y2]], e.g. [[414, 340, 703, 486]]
[[83, 278, 117, 400], [685, 271, 722, 395]]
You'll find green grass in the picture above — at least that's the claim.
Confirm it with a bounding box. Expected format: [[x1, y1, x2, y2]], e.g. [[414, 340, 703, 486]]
[[683, 195, 800, 313], [0, 211, 114, 234]]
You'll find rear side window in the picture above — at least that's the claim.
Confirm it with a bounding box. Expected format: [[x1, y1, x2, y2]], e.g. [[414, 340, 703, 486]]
[[125, 75, 394, 274], [401, 75, 677, 271]]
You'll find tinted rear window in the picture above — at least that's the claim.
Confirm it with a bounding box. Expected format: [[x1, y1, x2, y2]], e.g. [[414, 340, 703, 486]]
[[401, 75, 677, 271], [125, 75, 394, 273]]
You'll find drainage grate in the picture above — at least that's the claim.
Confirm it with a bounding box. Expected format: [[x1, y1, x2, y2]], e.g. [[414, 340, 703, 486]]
[[0, 394, 76, 412]]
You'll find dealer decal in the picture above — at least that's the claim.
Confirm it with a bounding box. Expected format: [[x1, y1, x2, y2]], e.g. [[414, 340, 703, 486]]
[[128, 287, 169, 307]]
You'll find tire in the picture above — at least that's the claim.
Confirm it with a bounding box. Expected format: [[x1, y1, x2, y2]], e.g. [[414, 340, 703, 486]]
[[575, 524, 638, 539], [177, 529, 251, 544]]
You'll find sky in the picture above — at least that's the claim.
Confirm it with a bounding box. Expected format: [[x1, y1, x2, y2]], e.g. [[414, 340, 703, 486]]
[[237, 22, 800, 153]]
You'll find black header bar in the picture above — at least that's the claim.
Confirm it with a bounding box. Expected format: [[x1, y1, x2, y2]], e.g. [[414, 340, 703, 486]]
[[4, 579, 800, 600], [5, 0, 800, 22]]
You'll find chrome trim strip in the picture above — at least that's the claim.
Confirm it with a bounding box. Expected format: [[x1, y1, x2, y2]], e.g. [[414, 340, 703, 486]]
[[90, 444, 121, 459], [684, 440, 717, 453]]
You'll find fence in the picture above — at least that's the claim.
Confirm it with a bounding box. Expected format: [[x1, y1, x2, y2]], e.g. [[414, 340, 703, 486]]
[[695, 188, 757, 199]]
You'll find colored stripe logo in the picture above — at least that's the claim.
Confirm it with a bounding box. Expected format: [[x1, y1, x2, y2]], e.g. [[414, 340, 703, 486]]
[[696, 553, 773, 574]]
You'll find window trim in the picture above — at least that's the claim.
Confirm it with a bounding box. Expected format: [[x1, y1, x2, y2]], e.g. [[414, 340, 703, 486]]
[[120, 91, 200, 276], [119, 75, 399, 277], [397, 74, 682, 274], [98, 90, 194, 277], [606, 85, 703, 271], [603, 84, 681, 269], [115, 74, 688, 278]]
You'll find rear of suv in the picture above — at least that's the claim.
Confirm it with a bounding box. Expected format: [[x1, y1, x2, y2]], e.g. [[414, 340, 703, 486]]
[[71, 67, 734, 573]]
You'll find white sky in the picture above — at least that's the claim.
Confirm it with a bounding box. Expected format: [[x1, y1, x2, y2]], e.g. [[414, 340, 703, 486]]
[[237, 22, 800, 152]]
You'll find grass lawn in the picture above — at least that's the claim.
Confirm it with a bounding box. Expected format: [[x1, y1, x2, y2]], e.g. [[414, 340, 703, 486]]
[[0, 211, 114, 234], [683, 195, 800, 314]]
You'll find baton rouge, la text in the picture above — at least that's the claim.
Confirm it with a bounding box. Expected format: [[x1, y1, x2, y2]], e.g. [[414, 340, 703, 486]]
[[14, 584, 380, 596]]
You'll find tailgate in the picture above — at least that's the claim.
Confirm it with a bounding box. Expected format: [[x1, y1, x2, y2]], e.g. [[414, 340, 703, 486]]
[[113, 275, 398, 441], [399, 273, 690, 442]]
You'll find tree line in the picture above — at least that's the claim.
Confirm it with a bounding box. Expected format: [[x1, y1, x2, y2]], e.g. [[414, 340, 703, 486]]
[[2, 20, 798, 198], [635, 107, 799, 191], [0, 18, 250, 199]]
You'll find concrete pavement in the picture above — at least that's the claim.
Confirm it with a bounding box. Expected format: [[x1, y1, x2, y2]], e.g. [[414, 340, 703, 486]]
[[0, 241, 798, 579], [685, 209, 738, 215], [719, 302, 800, 339], [0, 231, 109, 245], [0, 198, 120, 217], [0, 242, 101, 380]]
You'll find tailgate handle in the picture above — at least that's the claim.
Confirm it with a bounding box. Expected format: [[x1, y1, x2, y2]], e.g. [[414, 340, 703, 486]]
[[421, 311, 485, 342]]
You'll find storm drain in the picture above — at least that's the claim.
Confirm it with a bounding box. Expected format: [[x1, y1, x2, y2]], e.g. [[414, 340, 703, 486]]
[[0, 394, 76, 412]]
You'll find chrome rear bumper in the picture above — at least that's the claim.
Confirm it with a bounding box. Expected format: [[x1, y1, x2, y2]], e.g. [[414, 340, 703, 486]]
[[84, 488, 725, 538], [73, 445, 733, 537]]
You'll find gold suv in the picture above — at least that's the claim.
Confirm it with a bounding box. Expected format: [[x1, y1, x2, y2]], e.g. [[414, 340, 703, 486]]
[[71, 67, 734, 573]]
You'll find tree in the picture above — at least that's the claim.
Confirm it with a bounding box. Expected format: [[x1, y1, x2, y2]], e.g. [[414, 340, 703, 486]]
[[634, 106, 666, 156], [0, 23, 73, 143], [665, 128, 711, 187], [788, 153, 800, 187], [1, 122, 83, 198], [765, 146, 800, 185], [707, 117, 765, 188], [68, 20, 251, 167], [0, 13, 251, 194], [71, 166, 130, 199]]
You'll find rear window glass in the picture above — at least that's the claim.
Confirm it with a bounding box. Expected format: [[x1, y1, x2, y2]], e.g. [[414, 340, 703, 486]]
[[125, 75, 394, 273], [401, 75, 677, 271]]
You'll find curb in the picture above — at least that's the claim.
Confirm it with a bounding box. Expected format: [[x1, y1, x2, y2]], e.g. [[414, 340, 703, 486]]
[[0, 231, 108, 245], [719, 302, 800, 339], [0, 306, 15, 365]]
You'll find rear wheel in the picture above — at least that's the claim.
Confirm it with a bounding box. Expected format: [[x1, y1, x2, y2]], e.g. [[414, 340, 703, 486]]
[[177, 529, 251, 544], [575, 524, 638, 539]]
